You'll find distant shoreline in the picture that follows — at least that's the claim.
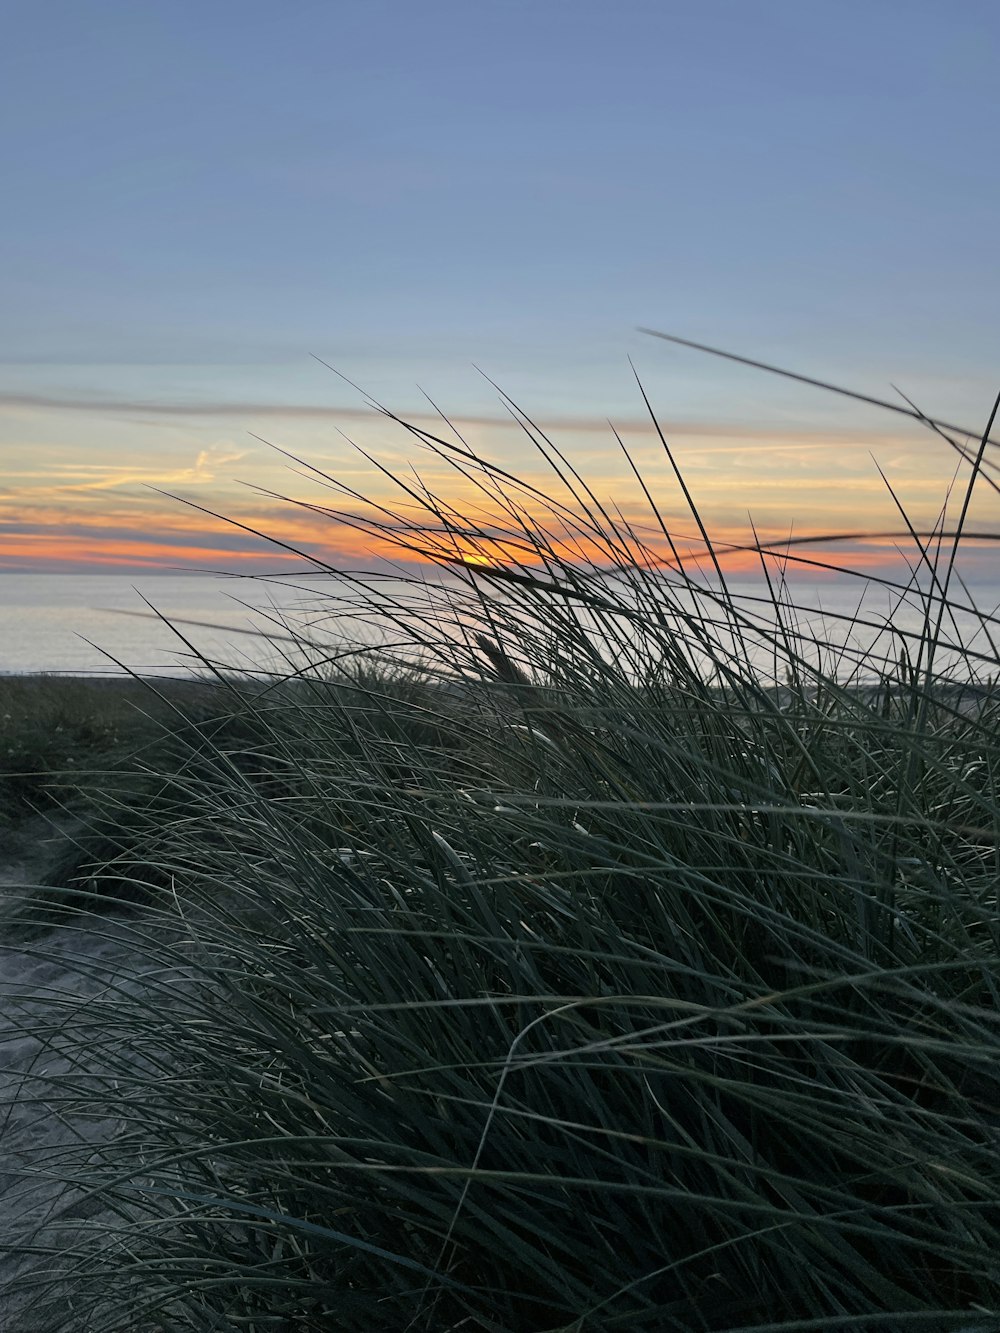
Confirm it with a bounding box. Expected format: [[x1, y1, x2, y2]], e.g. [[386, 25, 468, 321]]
[[3, 670, 998, 715], [0, 672, 218, 688]]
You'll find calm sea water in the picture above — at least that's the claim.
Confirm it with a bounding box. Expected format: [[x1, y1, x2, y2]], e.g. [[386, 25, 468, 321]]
[[3, 572, 1000, 681], [0, 574, 352, 677]]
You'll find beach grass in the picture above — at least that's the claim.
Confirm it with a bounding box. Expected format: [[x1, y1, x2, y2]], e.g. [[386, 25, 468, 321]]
[[0, 674, 238, 832], [0, 675, 156, 835], [3, 356, 1000, 1331]]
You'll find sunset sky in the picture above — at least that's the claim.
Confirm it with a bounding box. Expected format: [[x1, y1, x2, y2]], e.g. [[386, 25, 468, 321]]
[[3, 1, 998, 580]]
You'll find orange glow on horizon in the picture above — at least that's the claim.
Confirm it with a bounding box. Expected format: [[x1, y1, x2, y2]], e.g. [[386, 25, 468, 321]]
[[5, 367, 992, 584], [3, 512, 968, 580], [6, 451, 991, 579]]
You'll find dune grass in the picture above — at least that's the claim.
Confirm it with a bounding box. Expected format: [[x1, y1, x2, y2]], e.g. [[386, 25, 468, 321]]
[[4, 352, 1000, 1331], [0, 675, 162, 837]]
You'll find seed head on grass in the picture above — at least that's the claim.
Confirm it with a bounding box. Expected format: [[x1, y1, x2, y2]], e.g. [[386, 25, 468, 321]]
[[475, 632, 532, 688]]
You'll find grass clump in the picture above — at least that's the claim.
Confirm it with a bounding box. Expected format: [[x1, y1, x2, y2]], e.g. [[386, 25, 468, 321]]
[[0, 673, 242, 838], [0, 675, 147, 835], [5, 353, 1000, 1331], [0, 675, 285, 927]]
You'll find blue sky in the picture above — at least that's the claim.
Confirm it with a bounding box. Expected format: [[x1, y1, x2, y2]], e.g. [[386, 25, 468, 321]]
[[2, 0, 998, 573]]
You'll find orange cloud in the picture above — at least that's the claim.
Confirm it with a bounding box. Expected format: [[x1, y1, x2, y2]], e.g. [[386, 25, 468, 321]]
[[5, 498, 996, 582], [4, 393, 996, 581]]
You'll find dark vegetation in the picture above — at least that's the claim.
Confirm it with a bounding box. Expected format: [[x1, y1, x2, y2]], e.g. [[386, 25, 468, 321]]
[[3, 347, 1000, 1332]]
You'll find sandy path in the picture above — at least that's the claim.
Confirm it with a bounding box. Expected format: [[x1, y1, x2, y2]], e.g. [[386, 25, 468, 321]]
[[0, 831, 183, 1331]]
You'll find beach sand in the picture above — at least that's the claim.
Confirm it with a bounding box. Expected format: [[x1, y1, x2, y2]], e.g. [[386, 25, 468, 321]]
[[0, 815, 189, 1331]]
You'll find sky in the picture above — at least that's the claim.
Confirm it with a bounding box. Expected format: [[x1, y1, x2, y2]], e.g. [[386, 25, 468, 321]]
[[2, 0, 999, 580]]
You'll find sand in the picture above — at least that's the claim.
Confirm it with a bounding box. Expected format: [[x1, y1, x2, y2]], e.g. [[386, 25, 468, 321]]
[[0, 825, 182, 1330]]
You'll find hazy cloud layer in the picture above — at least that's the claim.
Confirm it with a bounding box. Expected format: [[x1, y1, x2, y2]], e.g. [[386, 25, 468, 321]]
[[1, 386, 970, 445]]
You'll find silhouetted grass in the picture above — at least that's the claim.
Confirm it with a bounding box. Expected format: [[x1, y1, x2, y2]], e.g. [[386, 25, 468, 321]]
[[4, 347, 1000, 1331]]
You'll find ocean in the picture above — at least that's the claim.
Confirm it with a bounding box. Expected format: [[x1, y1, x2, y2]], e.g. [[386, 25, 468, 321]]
[[0, 573, 347, 677], [2, 571, 999, 682]]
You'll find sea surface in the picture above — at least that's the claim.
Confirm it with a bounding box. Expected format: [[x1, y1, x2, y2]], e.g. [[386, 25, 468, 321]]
[[2, 571, 1000, 682], [0, 573, 371, 677]]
